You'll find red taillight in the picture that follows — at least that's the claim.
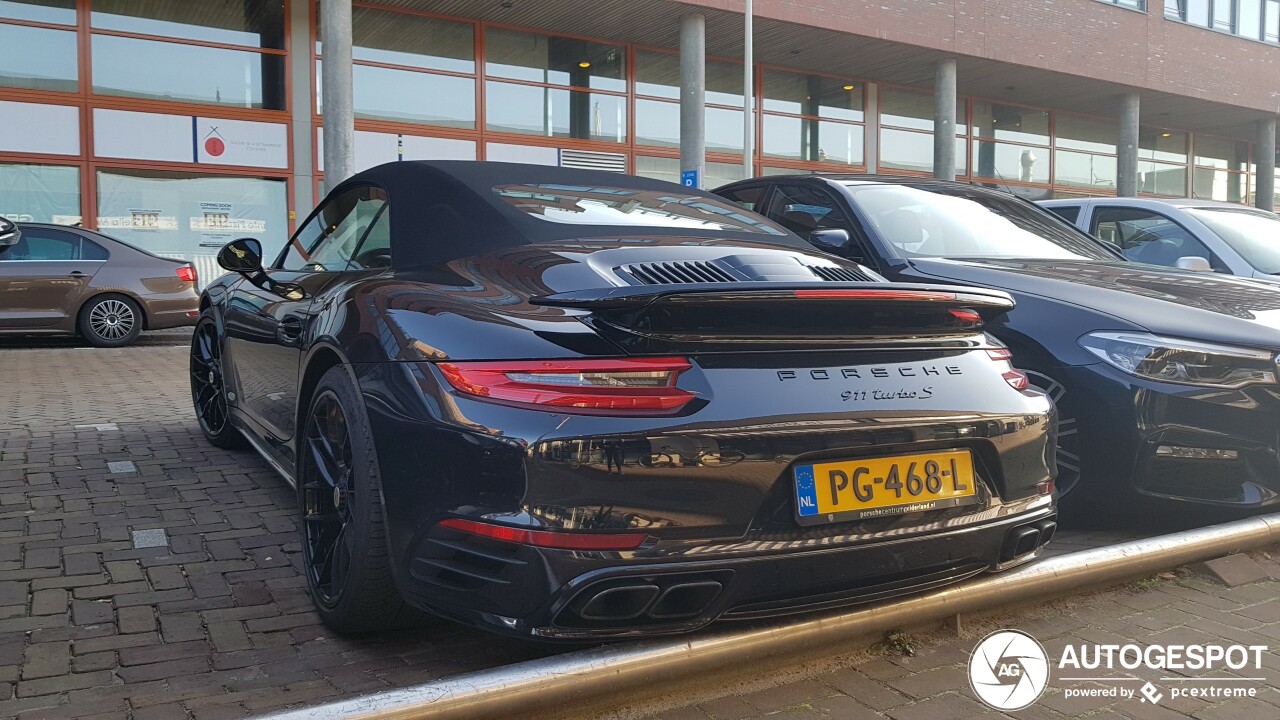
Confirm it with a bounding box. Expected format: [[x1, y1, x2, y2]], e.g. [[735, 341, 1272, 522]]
[[986, 347, 1028, 390], [437, 518, 649, 551], [1002, 370, 1030, 391], [176, 265, 197, 283], [949, 308, 983, 323], [437, 357, 695, 413], [1037, 480, 1056, 495], [793, 289, 956, 300]]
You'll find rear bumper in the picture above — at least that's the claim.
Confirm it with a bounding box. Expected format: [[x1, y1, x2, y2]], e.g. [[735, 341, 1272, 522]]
[[399, 497, 1056, 640], [146, 305, 200, 330]]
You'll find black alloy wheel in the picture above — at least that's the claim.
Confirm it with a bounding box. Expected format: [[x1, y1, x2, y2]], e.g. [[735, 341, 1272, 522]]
[[302, 390, 357, 608], [298, 366, 415, 633], [190, 317, 243, 448]]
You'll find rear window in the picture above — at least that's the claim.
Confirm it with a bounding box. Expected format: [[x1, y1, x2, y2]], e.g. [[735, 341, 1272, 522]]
[[1045, 205, 1081, 224], [494, 184, 786, 235]]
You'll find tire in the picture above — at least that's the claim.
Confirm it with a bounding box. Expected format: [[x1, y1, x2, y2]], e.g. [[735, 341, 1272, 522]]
[[298, 365, 414, 633], [78, 294, 142, 347], [189, 314, 245, 449]]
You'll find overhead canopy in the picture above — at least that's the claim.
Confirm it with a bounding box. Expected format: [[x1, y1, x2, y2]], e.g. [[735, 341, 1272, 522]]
[[332, 161, 803, 267]]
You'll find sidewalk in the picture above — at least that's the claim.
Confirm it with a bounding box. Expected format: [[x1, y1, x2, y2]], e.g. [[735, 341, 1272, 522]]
[[640, 551, 1280, 720]]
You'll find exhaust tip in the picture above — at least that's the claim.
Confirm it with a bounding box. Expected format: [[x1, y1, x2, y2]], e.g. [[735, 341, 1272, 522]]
[[577, 585, 660, 621]]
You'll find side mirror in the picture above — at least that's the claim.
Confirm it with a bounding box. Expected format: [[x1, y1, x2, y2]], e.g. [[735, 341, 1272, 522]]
[[809, 228, 851, 253], [217, 238, 264, 275], [0, 217, 20, 248], [1175, 256, 1213, 272]]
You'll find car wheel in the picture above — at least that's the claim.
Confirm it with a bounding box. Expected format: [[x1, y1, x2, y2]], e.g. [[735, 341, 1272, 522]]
[[78, 294, 142, 347], [299, 365, 413, 633], [189, 315, 244, 449]]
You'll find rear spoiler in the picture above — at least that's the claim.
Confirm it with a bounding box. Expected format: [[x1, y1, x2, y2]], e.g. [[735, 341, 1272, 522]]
[[531, 282, 1015, 312]]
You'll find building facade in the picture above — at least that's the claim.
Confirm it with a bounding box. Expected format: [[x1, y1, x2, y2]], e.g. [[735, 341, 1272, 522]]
[[2, 0, 1278, 284]]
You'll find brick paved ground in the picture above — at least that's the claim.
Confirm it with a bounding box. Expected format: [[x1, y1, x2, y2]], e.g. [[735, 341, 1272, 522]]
[[638, 554, 1280, 720], [0, 338, 559, 719], [0, 336, 1169, 720]]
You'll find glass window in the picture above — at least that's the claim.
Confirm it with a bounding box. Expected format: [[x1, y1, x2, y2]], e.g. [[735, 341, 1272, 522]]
[[632, 50, 743, 106], [348, 205, 391, 270], [1213, 0, 1234, 30], [766, 184, 850, 236], [973, 141, 1050, 184], [842, 183, 1114, 260], [635, 99, 679, 148], [92, 35, 286, 110], [0, 226, 83, 261], [1241, 0, 1263, 37], [82, 238, 109, 261], [879, 129, 968, 175], [1138, 161, 1188, 195], [1188, 207, 1280, 273], [0, 24, 77, 92], [485, 81, 625, 142], [485, 28, 624, 92], [879, 88, 966, 133], [96, 169, 288, 285], [1194, 135, 1249, 169], [762, 71, 863, 122], [280, 186, 386, 271], [92, 0, 285, 49], [494, 184, 788, 235], [1054, 150, 1118, 191], [1056, 115, 1118, 154], [1044, 205, 1082, 224], [319, 62, 474, 128], [1193, 167, 1247, 202], [763, 115, 863, 165], [1267, 0, 1279, 41], [0, 163, 80, 224], [345, 8, 473, 73], [1090, 207, 1214, 267], [634, 97, 740, 152], [0, 0, 75, 24], [1139, 128, 1187, 163], [713, 183, 767, 211], [1097, 0, 1145, 7], [973, 102, 1050, 145], [639, 158, 748, 191]]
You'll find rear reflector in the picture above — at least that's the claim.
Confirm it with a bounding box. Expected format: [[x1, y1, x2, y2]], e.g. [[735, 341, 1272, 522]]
[[437, 357, 695, 413], [1003, 370, 1030, 391], [793, 289, 956, 300], [438, 518, 649, 551], [986, 348, 1014, 361], [176, 265, 197, 283]]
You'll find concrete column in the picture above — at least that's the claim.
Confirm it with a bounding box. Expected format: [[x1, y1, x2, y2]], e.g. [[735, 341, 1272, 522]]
[[863, 82, 878, 173], [679, 14, 706, 189], [288, 0, 314, 212], [1117, 93, 1140, 197], [1256, 117, 1276, 212], [321, 0, 354, 193], [932, 59, 957, 181]]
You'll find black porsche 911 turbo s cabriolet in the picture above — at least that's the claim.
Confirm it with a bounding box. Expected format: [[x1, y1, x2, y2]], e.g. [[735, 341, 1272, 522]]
[[192, 161, 1057, 639]]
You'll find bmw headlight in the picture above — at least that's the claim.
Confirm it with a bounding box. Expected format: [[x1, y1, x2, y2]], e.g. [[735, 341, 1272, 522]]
[[1079, 332, 1278, 388]]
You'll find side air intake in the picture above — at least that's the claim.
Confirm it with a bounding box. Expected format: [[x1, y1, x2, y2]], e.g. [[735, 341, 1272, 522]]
[[620, 261, 739, 285]]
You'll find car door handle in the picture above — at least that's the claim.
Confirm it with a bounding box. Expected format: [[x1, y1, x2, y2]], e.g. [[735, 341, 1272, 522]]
[[277, 315, 304, 345], [68, 271, 87, 278]]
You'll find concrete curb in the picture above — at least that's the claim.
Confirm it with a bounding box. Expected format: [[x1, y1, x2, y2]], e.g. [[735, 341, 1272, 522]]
[[258, 512, 1280, 720]]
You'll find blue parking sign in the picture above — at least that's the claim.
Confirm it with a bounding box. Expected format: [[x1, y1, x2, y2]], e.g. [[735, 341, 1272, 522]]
[[681, 169, 699, 188]]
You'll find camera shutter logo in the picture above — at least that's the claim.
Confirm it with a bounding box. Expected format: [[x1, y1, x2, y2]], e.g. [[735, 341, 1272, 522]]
[[969, 629, 1051, 710]]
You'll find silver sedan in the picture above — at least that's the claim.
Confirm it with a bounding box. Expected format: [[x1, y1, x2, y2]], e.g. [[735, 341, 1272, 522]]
[[1039, 197, 1280, 284]]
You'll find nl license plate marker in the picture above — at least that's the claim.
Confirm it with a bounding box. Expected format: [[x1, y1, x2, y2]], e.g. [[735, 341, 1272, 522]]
[[794, 449, 978, 525]]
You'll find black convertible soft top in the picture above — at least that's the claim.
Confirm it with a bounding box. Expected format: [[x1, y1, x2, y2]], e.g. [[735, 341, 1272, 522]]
[[331, 160, 803, 267]]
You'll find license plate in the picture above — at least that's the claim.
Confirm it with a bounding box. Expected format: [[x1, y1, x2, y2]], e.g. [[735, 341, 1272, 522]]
[[793, 449, 978, 525]]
